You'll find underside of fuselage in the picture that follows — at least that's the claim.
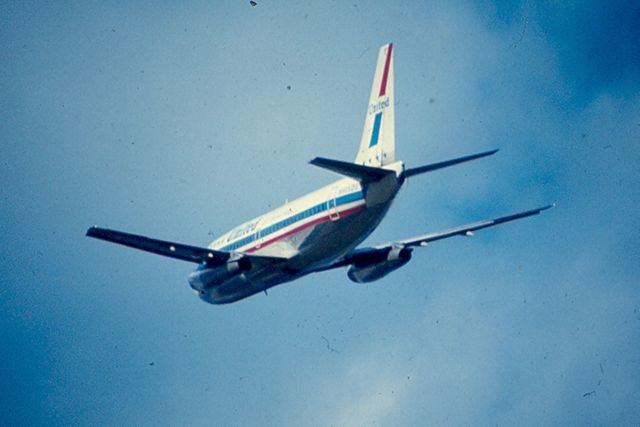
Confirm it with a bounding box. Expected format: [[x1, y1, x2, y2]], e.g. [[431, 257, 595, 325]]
[[197, 175, 402, 304]]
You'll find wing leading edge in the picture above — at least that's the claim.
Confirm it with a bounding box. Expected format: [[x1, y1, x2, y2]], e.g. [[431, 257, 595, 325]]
[[87, 227, 230, 264], [312, 204, 554, 272], [86, 227, 286, 265], [396, 204, 554, 247]]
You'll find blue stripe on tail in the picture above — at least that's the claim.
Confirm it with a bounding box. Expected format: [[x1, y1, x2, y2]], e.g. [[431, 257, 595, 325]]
[[369, 112, 382, 147]]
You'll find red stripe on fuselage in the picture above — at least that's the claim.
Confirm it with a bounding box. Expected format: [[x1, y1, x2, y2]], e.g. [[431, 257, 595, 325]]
[[378, 43, 393, 97], [243, 203, 366, 253]]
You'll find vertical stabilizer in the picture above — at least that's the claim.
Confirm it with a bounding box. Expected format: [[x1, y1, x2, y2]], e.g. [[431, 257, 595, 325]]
[[355, 43, 395, 167]]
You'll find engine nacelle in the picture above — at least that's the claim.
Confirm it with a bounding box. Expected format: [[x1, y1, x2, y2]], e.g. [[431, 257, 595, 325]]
[[347, 246, 412, 283], [188, 257, 251, 291]]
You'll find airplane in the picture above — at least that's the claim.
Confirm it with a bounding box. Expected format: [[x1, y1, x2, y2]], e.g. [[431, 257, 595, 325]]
[[87, 43, 552, 305]]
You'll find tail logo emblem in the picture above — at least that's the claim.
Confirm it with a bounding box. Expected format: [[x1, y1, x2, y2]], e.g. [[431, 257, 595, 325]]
[[368, 97, 390, 115]]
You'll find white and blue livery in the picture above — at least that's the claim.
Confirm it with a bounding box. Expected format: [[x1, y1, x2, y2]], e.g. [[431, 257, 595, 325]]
[[87, 44, 552, 304]]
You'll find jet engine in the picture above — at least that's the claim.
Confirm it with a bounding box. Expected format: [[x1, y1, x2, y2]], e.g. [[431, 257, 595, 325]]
[[347, 246, 412, 283], [188, 257, 251, 291]]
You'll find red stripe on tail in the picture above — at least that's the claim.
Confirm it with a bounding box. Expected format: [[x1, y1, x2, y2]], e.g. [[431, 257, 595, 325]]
[[378, 43, 393, 97]]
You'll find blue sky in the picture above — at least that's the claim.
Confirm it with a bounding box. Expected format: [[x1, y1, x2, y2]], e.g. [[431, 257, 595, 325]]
[[1, 1, 639, 425]]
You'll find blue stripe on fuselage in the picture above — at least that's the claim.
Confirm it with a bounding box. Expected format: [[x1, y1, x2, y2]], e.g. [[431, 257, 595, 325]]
[[220, 191, 364, 251], [369, 112, 382, 147]]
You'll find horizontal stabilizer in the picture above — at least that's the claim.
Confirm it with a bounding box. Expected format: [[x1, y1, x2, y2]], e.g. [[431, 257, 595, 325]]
[[404, 149, 499, 178], [310, 157, 395, 183]]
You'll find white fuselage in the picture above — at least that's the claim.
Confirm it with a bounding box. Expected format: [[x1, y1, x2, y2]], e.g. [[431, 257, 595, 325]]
[[87, 44, 547, 306], [195, 161, 405, 303]]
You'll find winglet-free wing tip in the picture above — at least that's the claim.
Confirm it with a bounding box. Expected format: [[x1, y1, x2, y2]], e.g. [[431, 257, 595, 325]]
[[86, 226, 107, 237]]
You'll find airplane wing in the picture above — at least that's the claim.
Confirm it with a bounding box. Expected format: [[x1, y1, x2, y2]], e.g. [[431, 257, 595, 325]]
[[86, 227, 285, 265], [394, 204, 554, 247], [312, 204, 554, 272]]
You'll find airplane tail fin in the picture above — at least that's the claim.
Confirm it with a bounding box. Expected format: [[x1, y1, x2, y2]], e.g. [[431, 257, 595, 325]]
[[355, 43, 395, 167]]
